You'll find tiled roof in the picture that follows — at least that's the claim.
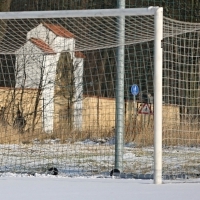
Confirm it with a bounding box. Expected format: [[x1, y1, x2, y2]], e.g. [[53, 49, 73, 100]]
[[43, 23, 75, 38], [30, 38, 55, 54], [75, 51, 85, 59]]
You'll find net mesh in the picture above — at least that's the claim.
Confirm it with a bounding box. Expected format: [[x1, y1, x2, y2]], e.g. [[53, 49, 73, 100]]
[[0, 16, 156, 53], [0, 13, 200, 180]]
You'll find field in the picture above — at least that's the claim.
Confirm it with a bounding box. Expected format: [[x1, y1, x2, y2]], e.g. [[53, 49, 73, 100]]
[[0, 175, 200, 200], [0, 137, 200, 180]]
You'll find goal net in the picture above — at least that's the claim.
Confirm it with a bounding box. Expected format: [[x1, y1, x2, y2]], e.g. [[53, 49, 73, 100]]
[[0, 8, 199, 182]]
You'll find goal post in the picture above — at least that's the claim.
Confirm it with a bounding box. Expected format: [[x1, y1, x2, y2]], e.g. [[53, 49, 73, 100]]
[[154, 7, 163, 185], [0, 7, 164, 184], [114, 4, 163, 186]]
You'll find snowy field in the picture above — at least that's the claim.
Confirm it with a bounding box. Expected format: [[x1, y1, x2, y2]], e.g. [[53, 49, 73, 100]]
[[0, 140, 200, 179], [0, 174, 200, 200], [1, 139, 200, 200]]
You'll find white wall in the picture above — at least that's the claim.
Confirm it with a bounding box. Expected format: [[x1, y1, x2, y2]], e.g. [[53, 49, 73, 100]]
[[52, 37, 75, 55], [27, 24, 75, 56], [27, 24, 56, 46], [15, 42, 59, 133], [73, 57, 83, 129], [15, 42, 44, 88], [42, 54, 60, 132]]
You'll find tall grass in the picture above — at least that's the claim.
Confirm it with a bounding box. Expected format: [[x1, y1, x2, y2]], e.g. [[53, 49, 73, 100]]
[[0, 120, 200, 147]]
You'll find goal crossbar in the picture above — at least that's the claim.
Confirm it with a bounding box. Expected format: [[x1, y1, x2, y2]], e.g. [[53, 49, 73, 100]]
[[0, 7, 158, 19]]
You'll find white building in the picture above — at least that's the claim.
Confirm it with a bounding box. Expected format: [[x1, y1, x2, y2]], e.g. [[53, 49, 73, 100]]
[[15, 23, 84, 132]]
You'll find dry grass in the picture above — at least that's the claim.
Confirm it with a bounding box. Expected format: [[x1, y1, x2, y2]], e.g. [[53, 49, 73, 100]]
[[53, 124, 115, 143], [124, 116, 154, 146], [0, 120, 200, 147], [0, 123, 115, 144], [162, 123, 200, 147], [125, 118, 200, 147]]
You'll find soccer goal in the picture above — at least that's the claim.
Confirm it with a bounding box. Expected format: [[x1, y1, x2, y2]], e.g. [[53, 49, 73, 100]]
[[0, 7, 199, 184]]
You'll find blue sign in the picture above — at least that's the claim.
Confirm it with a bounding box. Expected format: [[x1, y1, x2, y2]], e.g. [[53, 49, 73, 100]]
[[131, 84, 139, 96]]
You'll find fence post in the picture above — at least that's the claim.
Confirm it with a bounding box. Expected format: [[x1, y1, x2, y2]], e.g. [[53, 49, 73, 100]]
[[115, 0, 125, 172]]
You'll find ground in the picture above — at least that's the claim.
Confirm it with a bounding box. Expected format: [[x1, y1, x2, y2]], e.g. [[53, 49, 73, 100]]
[[0, 174, 200, 200]]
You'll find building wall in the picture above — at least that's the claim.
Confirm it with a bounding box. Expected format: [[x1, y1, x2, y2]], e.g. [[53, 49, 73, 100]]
[[42, 54, 59, 132], [0, 87, 42, 131], [27, 24, 75, 56], [15, 42, 44, 88], [27, 24, 56, 45], [15, 42, 60, 132], [0, 87, 180, 133], [81, 97, 180, 131], [54, 95, 180, 132], [52, 37, 75, 54]]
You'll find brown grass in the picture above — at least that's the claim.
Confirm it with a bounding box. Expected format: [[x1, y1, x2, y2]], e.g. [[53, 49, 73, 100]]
[[0, 120, 200, 147], [125, 120, 200, 147], [0, 123, 115, 144]]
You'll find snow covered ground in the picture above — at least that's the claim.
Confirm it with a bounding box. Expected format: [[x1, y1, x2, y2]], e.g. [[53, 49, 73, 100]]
[[0, 174, 200, 200], [0, 138, 200, 199], [0, 139, 200, 179]]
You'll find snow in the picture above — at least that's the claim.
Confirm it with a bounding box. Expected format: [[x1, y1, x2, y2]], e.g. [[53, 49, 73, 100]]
[[0, 141, 200, 179], [1, 139, 200, 199], [0, 174, 200, 200]]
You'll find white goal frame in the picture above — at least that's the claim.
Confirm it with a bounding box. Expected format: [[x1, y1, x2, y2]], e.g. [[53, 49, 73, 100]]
[[0, 7, 163, 184]]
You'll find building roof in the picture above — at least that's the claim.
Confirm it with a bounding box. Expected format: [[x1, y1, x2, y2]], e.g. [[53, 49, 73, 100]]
[[43, 23, 75, 39], [75, 51, 85, 59], [30, 38, 55, 54]]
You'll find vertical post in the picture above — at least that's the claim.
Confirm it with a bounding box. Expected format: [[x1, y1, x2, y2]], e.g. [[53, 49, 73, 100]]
[[115, 0, 125, 172], [133, 95, 136, 118], [154, 7, 163, 184]]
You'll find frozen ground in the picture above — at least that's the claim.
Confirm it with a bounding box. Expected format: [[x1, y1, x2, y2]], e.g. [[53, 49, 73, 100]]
[[0, 138, 200, 200], [0, 174, 200, 200], [0, 140, 200, 179]]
